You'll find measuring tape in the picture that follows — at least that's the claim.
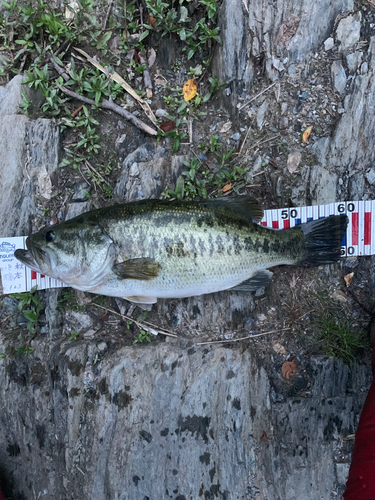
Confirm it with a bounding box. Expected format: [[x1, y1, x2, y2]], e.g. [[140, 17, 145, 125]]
[[0, 200, 372, 294]]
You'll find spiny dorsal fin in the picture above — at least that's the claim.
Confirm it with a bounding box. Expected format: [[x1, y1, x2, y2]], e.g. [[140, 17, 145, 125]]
[[202, 196, 264, 222], [230, 270, 273, 291], [113, 258, 161, 280]]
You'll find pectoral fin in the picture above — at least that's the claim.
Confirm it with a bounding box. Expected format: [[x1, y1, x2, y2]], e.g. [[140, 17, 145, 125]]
[[230, 270, 273, 291], [113, 258, 161, 281]]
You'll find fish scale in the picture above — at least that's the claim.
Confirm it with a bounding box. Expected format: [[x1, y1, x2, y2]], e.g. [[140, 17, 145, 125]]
[[94, 205, 304, 300]]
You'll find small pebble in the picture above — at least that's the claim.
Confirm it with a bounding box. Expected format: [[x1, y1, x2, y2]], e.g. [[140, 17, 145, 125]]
[[155, 109, 168, 118], [231, 132, 240, 141]]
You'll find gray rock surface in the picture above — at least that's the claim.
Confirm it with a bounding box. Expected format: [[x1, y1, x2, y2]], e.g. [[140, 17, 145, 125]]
[[114, 143, 189, 201], [214, 0, 354, 89], [0, 76, 59, 237], [323, 36, 375, 188], [0, 339, 370, 500], [336, 12, 362, 51], [331, 59, 347, 94], [346, 51, 363, 73]]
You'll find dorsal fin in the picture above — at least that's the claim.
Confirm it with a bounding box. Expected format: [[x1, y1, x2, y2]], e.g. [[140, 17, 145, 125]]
[[201, 196, 264, 222]]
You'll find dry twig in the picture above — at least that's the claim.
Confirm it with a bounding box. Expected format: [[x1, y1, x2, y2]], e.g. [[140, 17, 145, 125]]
[[56, 83, 158, 136], [73, 47, 158, 126], [102, 0, 114, 30], [239, 82, 277, 111], [196, 328, 291, 345], [93, 303, 177, 338]]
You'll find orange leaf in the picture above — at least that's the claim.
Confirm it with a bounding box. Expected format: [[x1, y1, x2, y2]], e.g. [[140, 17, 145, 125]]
[[344, 272, 354, 287], [183, 79, 198, 101], [281, 357, 297, 379], [301, 125, 313, 143], [160, 120, 176, 132], [222, 183, 232, 193], [148, 15, 156, 28]]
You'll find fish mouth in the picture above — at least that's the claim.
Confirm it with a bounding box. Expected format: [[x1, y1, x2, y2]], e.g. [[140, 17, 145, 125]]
[[14, 248, 43, 274]]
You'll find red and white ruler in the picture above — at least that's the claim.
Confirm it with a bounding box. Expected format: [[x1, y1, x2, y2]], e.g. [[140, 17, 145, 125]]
[[0, 200, 373, 294]]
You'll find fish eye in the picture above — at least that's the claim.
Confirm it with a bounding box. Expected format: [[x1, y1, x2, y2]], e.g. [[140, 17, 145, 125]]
[[45, 230, 56, 242]]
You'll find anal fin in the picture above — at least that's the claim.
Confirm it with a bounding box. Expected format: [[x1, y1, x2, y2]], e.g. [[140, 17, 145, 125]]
[[230, 270, 273, 291], [123, 295, 158, 310]]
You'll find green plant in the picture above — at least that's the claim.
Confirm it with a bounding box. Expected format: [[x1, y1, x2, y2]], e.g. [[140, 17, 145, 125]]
[[308, 293, 370, 364], [145, 0, 220, 59], [15, 346, 34, 356], [69, 331, 80, 340], [10, 286, 42, 333], [19, 92, 32, 114], [199, 0, 219, 19], [313, 315, 369, 364], [133, 329, 151, 344], [163, 135, 250, 200], [56, 289, 85, 313], [164, 124, 188, 153], [130, 58, 146, 75]]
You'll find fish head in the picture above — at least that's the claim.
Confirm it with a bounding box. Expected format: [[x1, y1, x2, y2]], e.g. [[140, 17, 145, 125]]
[[14, 218, 115, 290]]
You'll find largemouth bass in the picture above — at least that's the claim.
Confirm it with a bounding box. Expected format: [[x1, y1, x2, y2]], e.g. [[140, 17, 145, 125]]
[[14, 198, 348, 305]]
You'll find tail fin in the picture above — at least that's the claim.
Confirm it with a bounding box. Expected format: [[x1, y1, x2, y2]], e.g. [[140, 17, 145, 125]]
[[298, 215, 348, 266]]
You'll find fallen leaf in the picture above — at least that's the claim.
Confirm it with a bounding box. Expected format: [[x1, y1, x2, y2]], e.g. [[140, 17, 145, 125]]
[[260, 432, 268, 441], [222, 183, 232, 193], [155, 76, 167, 87], [220, 121, 232, 133], [331, 289, 347, 303], [301, 125, 313, 143], [148, 48, 156, 68], [287, 151, 302, 174], [344, 272, 354, 287], [65, 0, 79, 19], [183, 78, 198, 101], [281, 357, 297, 380], [148, 15, 156, 28], [272, 342, 286, 355], [160, 120, 176, 132], [268, 157, 278, 168]]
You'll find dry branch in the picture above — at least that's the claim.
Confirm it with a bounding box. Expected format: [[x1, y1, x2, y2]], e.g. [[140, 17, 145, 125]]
[[73, 47, 157, 126], [56, 84, 158, 136]]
